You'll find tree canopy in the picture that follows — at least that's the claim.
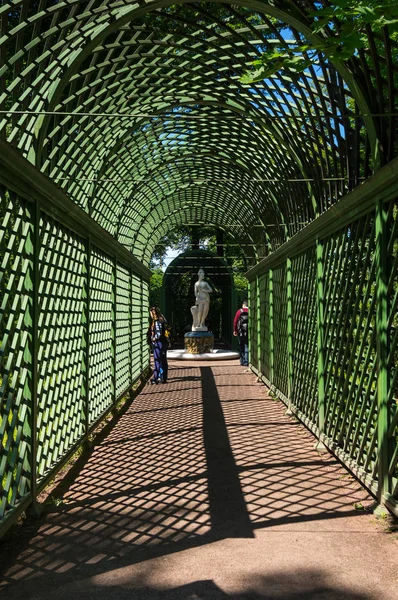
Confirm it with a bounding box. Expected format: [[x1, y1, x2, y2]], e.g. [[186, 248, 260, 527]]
[[242, 0, 398, 82]]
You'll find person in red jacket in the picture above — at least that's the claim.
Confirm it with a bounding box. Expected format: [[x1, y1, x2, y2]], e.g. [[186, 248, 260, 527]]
[[233, 300, 249, 366]]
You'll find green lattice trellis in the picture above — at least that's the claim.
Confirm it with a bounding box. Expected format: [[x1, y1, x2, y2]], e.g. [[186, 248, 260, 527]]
[[0, 182, 151, 535], [247, 163, 398, 517], [1, 1, 398, 534], [1, 1, 398, 264], [291, 249, 317, 421], [0, 189, 33, 522]]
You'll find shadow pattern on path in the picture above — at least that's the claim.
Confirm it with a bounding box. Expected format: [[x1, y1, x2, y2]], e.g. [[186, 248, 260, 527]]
[[0, 362, 376, 598]]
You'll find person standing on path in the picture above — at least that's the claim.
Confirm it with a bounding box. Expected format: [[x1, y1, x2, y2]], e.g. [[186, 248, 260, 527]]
[[149, 306, 169, 384], [233, 300, 249, 367]]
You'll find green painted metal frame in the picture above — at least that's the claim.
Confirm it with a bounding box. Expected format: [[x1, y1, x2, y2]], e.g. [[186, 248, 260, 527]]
[[286, 258, 293, 414], [1, 1, 397, 266], [247, 161, 398, 517], [256, 276, 261, 372], [316, 239, 326, 448], [375, 199, 390, 506], [83, 236, 91, 440], [269, 269, 274, 384], [1, 0, 398, 535], [0, 148, 151, 538], [0, 189, 34, 527], [29, 197, 40, 513], [291, 248, 318, 421]]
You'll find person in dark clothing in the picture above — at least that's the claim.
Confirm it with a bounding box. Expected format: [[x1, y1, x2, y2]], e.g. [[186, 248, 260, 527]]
[[233, 300, 249, 367], [149, 306, 169, 384]]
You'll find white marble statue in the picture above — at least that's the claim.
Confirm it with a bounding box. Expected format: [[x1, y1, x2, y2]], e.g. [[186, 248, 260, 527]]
[[191, 268, 213, 331]]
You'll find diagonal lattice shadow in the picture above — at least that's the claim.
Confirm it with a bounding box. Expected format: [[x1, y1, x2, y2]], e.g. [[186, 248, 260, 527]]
[[0, 362, 375, 599]]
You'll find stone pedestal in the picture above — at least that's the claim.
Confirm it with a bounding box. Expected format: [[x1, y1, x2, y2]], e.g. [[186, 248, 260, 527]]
[[184, 331, 214, 354]]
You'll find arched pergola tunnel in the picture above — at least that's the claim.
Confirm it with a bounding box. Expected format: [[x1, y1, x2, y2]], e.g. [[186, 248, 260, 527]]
[[0, 1, 397, 537]]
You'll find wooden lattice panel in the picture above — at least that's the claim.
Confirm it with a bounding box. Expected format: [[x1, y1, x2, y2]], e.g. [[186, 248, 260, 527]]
[[0, 189, 32, 519], [291, 249, 318, 420], [272, 265, 288, 398], [387, 202, 398, 502], [0, 188, 150, 534], [259, 271, 271, 381], [131, 273, 142, 381], [248, 279, 258, 370], [36, 216, 86, 478], [140, 279, 150, 370], [88, 247, 114, 424], [115, 264, 131, 398], [323, 215, 378, 474]]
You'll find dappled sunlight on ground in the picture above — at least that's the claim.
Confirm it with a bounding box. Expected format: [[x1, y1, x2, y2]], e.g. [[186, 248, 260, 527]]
[[0, 361, 395, 600]]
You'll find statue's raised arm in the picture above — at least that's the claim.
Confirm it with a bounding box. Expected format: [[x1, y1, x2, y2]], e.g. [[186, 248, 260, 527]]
[[191, 268, 212, 330]]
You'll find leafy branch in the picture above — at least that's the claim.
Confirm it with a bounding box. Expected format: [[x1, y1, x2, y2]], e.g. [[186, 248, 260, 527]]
[[241, 1, 398, 83]]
